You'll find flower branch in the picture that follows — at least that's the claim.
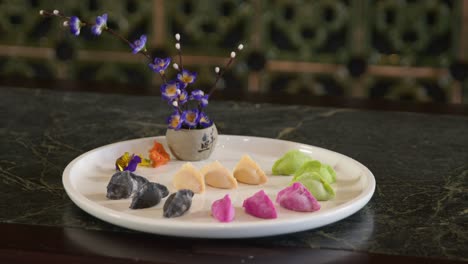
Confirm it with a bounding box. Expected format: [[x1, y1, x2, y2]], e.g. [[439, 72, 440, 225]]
[[39, 9, 244, 130]]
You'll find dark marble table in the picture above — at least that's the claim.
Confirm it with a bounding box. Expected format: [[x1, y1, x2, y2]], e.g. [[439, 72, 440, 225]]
[[1, 87, 467, 263]]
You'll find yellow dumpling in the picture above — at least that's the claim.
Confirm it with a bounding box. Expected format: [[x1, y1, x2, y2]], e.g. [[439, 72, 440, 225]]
[[172, 163, 205, 193], [233, 155, 268, 185], [201, 161, 238, 189]]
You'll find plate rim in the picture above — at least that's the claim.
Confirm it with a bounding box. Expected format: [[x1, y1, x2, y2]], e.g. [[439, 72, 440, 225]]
[[62, 135, 376, 238]]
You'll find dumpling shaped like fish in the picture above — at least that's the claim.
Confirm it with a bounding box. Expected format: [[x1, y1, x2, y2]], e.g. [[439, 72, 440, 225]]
[[201, 161, 238, 189], [291, 172, 335, 201], [243, 190, 277, 219], [294, 160, 336, 184], [130, 182, 163, 209], [211, 194, 235, 222], [272, 150, 313, 175], [163, 189, 194, 218], [276, 182, 321, 212], [106, 171, 149, 200], [172, 163, 205, 193], [233, 155, 267, 185]]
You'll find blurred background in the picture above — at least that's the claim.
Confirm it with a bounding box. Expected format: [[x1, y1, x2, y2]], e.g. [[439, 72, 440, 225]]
[[1, 0, 467, 103]]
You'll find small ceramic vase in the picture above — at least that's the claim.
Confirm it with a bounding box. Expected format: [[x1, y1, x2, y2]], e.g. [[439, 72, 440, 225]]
[[165, 124, 218, 161]]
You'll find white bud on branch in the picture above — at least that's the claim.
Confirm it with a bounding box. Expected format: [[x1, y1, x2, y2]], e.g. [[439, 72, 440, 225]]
[[63, 21, 69, 27], [172, 101, 178, 107], [39, 10, 45, 15], [175, 43, 181, 50], [175, 33, 180, 41], [238, 44, 244, 50], [173, 63, 179, 70], [53, 10, 59, 15], [230, 51, 236, 58], [215, 67, 220, 73]]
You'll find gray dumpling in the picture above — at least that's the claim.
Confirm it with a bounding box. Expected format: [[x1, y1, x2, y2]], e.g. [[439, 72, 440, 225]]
[[130, 182, 162, 209], [132, 172, 149, 189], [163, 189, 194, 218], [106, 171, 149, 200], [153, 182, 169, 198]]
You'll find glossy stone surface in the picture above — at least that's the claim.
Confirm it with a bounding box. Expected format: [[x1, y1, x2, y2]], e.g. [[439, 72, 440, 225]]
[[0, 87, 467, 261]]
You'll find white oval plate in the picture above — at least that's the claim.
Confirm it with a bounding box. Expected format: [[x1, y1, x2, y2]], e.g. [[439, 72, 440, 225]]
[[63, 135, 375, 238]]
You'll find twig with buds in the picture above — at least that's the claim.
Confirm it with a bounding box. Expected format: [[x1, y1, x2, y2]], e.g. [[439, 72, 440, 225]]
[[175, 33, 183, 71], [208, 44, 244, 96]]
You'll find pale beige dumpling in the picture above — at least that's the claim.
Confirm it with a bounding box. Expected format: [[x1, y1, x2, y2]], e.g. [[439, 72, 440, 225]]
[[172, 163, 205, 193], [201, 161, 238, 189], [233, 155, 268, 185]]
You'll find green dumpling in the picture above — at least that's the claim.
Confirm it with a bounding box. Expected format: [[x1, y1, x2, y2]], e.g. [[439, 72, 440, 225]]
[[322, 164, 336, 183], [272, 150, 313, 175], [293, 160, 336, 184], [292, 173, 335, 201]]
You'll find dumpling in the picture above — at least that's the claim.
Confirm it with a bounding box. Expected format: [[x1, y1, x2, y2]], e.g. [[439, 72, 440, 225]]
[[172, 163, 205, 193], [272, 150, 313, 175], [233, 155, 267, 185], [294, 160, 336, 184], [129, 182, 162, 209], [243, 190, 277, 219], [153, 182, 169, 198], [276, 182, 321, 212], [201, 161, 238, 189], [291, 172, 335, 201], [211, 194, 235, 222], [106, 171, 148, 200], [163, 189, 194, 218]]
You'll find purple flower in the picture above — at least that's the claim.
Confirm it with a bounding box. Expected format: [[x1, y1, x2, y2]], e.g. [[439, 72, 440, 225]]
[[69, 16, 82, 36], [130, 35, 147, 54], [149, 57, 171, 73], [178, 89, 188, 104], [199, 112, 213, 128], [125, 154, 141, 172], [182, 109, 200, 128], [91, 13, 107, 35], [177, 69, 197, 85], [161, 80, 182, 100], [115, 153, 142, 172], [190, 90, 209, 108], [190, 89, 205, 100], [167, 112, 184, 130], [200, 95, 209, 108]]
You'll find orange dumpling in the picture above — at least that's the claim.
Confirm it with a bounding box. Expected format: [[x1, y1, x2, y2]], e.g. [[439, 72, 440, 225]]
[[233, 155, 267, 185], [201, 161, 238, 189], [172, 163, 205, 193]]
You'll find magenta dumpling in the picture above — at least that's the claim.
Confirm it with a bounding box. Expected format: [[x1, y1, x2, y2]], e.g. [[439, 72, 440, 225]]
[[242, 190, 277, 219], [276, 182, 321, 212], [211, 194, 235, 222]]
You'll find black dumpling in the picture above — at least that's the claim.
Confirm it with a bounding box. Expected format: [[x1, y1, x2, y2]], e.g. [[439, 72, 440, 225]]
[[106, 171, 133, 199], [163, 189, 194, 218], [153, 182, 169, 198], [106, 171, 149, 200], [130, 172, 149, 187], [130, 182, 162, 209]]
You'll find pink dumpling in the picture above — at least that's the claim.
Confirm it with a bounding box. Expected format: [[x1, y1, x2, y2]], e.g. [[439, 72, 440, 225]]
[[242, 190, 277, 219], [276, 182, 321, 212], [211, 194, 235, 222]]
